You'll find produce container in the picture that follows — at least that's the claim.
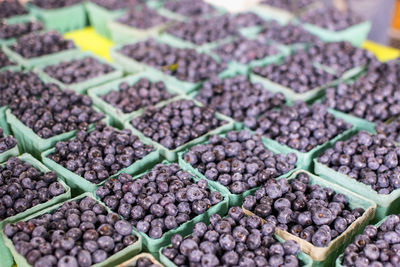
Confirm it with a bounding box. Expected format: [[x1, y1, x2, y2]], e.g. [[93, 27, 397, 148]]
[[34, 51, 123, 94], [26, 2, 86, 33], [85, 1, 126, 38], [249, 3, 294, 24], [0, 153, 71, 267], [327, 108, 376, 134], [178, 131, 299, 206], [6, 107, 104, 158], [118, 253, 163, 267], [159, 222, 313, 267], [2, 41, 79, 69], [124, 96, 235, 162], [88, 70, 183, 128], [95, 161, 229, 253], [243, 170, 376, 267], [302, 21, 372, 47], [41, 122, 160, 194], [2, 193, 142, 267], [335, 215, 391, 267]]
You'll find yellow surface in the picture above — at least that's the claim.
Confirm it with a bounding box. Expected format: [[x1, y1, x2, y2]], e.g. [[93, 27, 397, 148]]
[[64, 27, 400, 63], [64, 27, 114, 61]]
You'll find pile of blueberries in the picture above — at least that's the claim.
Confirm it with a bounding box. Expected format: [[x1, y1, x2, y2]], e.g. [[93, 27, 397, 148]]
[[245, 102, 352, 153], [116, 6, 169, 29], [323, 60, 400, 123], [342, 214, 400, 266], [162, 207, 303, 266], [101, 78, 176, 114], [0, 0, 28, 19], [130, 99, 226, 150], [0, 49, 15, 69], [43, 56, 115, 85], [31, 0, 82, 9], [376, 118, 400, 144], [165, 14, 238, 45], [0, 156, 66, 221], [300, 5, 364, 31], [96, 163, 224, 239], [0, 127, 17, 153], [119, 39, 226, 83], [10, 31, 76, 59], [243, 172, 365, 247], [318, 131, 400, 194], [3, 197, 138, 266], [184, 130, 297, 194], [214, 37, 280, 64], [260, 0, 317, 12], [252, 51, 337, 93], [0, 20, 43, 40], [257, 22, 321, 46], [8, 80, 104, 139], [48, 122, 154, 184], [195, 75, 285, 123], [308, 42, 377, 76], [231, 12, 269, 28], [0, 71, 46, 107], [163, 0, 217, 18]]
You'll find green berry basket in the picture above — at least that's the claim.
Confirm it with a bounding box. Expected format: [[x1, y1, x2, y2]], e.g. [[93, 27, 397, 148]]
[[2, 192, 142, 267], [88, 70, 184, 129], [302, 21, 372, 47], [327, 108, 377, 134], [108, 13, 175, 44], [2, 39, 80, 69], [314, 156, 400, 222], [94, 161, 229, 253], [118, 253, 163, 266], [6, 106, 105, 159], [0, 15, 41, 45], [34, 51, 124, 94], [26, 2, 87, 33], [85, 1, 126, 38], [335, 215, 389, 267], [249, 4, 294, 24], [249, 60, 342, 105], [258, 113, 357, 170], [124, 96, 235, 162], [0, 153, 71, 267], [159, 220, 313, 267], [178, 131, 300, 206], [41, 122, 160, 195], [242, 170, 376, 267], [110, 43, 207, 94]]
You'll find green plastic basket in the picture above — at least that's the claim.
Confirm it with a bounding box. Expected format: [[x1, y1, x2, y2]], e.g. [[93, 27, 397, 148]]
[[95, 161, 229, 253], [118, 253, 163, 267], [6, 106, 105, 159], [0, 15, 41, 45], [314, 158, 400, 222], [178, 131, 300, 206], [1, 192, 142, 267], [249, 4, 294, 24], [110, 44, 204, 94], [327, 108, 376, 134], [244, 169, 376, 267], [41, 124, 160, 195], [34, 51, 123, 94], [85, 1, 126, 38], [2, 42, 79, 69], [250, 69, 341, 105], [88, 70, 184, 128], [124, 96, 235, 162], [335, 215, 391, 267], [26, 2, 86, 33], [159, 222, 313, 267], [108, 15, 173, 44], [260, 120, 356, 170], [0, 153, 71, 267], [302, 21, 372, 47]]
